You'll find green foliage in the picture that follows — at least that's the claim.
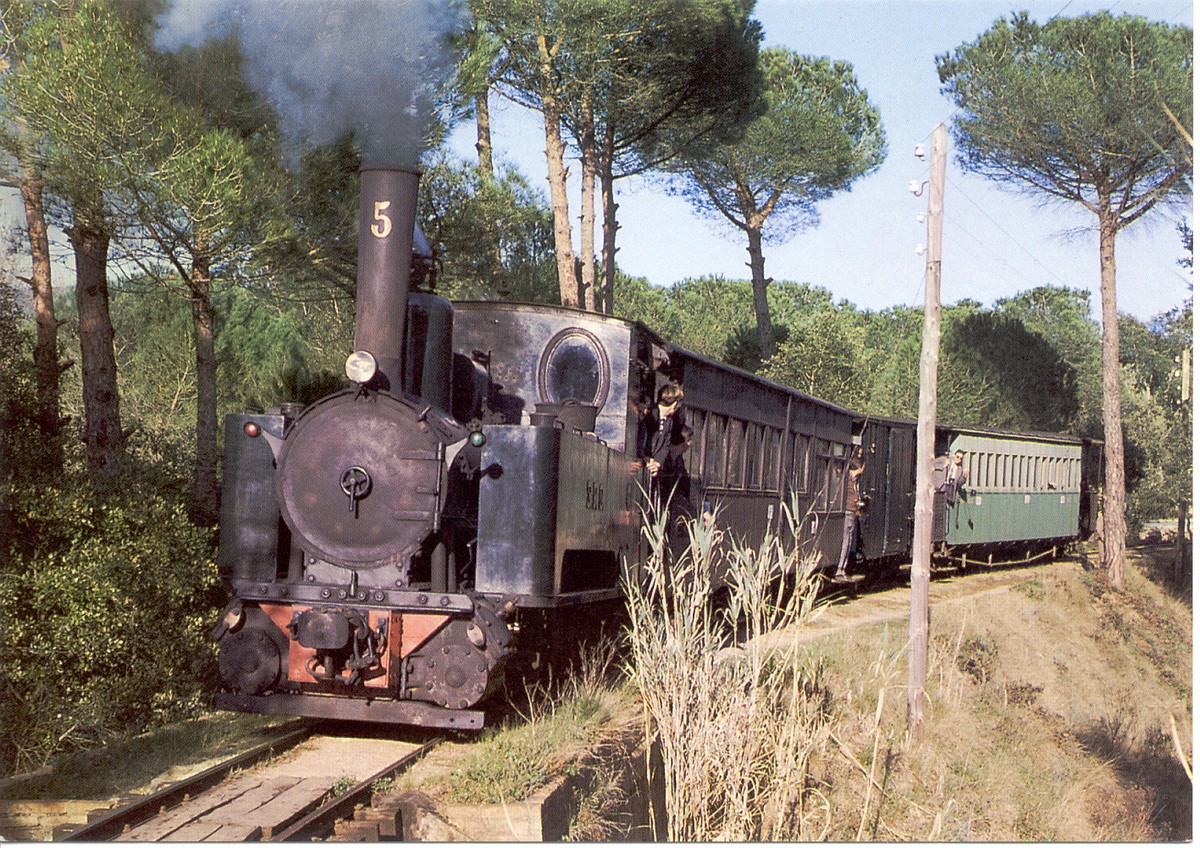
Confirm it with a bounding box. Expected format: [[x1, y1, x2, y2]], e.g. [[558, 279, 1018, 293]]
[[937, 12, 1192, 219], [2, 1, 147, 217], [723, 321, 789, 373], [151, 31, 279, 141], [667, 47, 887, 240], [562, 0, 764, 176], [994, 287, 1102, 434], [418, 152, 557, 303], [939, 310, 1078, 432], [0, 279, 45, 498], [612, 271, 672, 333], [0, 471, 223, 773], [762, 309, 867, 407]]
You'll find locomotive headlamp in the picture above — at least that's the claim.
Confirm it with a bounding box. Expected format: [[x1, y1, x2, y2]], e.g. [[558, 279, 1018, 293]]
[[469, 430, 486, 447], [345, 350, 378, 384]]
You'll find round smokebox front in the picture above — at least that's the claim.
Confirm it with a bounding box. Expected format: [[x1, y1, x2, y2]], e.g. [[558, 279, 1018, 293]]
[[276, 392, 446, 568]]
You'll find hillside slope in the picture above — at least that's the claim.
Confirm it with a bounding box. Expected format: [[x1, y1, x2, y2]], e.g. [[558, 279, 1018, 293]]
[[801, 547, 1191, 841]]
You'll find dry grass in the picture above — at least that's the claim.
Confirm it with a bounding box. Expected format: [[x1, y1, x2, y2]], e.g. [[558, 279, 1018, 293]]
[[803, 548, 1192, 841], [623, 496, 833, 840]]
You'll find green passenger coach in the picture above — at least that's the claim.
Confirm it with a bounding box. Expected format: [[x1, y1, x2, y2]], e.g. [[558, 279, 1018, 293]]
[[935, 428, 1093, 554]]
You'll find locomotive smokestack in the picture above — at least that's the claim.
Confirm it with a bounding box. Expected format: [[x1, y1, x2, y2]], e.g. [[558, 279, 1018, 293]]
[[355, 167, 420, 392]]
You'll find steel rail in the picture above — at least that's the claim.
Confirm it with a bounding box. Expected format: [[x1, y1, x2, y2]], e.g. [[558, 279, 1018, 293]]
[[268, 736, 442, 842], [59, 721, 317, 842]]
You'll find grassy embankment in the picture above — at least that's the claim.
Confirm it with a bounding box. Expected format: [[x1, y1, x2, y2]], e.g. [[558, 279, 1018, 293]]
[[804, 546, 1190, 841], [409, 531, 1190, 841]]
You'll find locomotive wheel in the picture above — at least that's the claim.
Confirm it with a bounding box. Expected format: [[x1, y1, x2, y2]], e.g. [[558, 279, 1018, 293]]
[[219, 629, 282, 695], [407, 619, 493, 710]]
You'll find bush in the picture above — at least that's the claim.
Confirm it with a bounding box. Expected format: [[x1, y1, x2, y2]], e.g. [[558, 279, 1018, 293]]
[[0, 475, 224, 774]]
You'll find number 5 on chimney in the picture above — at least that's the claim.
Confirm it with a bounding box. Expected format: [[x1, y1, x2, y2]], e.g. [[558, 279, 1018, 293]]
[[371, 201, 392, 238]]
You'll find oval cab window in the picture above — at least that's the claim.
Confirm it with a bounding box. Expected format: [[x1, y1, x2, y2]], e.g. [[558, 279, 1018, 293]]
[[538, 328, 609, 406]]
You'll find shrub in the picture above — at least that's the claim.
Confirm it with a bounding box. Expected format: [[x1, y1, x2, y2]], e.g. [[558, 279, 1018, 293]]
[[0, 475, 224, 774]]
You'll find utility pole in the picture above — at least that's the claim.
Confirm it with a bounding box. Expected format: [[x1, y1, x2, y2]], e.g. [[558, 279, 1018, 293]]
[[908, 123, 946, 744]]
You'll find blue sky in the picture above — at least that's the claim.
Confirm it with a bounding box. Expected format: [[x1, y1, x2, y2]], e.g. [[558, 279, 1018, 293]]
[[449, 0, 1193, 322]]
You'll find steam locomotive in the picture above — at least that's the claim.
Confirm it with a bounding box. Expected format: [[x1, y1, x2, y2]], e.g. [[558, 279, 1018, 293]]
[[213, 166, 1101, 730]]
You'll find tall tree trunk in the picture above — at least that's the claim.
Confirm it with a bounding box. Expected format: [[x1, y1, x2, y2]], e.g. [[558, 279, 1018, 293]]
[[475, 89, 508, 299], [68, 218, 125, 480], [537, 34, 578, 308], [599, 133, 618, 316], [1098, 208, 1127, 589], [190, 248, 219, 525], [599, 124, 618, 316], [474, 90, 494, 177], [18, 151, 64, 474], [578, 94, 597, 312], [745, 224, 776, 363]]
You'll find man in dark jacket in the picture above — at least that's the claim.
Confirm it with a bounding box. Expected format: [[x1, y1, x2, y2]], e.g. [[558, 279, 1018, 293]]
[[637, 383, 692, 522]]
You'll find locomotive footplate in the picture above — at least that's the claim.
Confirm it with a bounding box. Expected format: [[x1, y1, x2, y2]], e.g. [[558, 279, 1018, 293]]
[[215, 691, 485, 730]]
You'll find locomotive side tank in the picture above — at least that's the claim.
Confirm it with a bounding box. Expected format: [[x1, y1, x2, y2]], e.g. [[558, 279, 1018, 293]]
[[450, 303, 644, 604]]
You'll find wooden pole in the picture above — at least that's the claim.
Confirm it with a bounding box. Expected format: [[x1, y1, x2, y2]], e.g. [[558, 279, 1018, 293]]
[[908, 124, 947, 744]]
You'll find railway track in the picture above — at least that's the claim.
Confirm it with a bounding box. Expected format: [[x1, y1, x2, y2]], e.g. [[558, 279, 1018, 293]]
[[61, 724, 440, 842]]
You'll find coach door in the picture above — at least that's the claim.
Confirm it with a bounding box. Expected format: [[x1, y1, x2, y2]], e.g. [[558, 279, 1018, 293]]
[[857, 419, 917, 560]]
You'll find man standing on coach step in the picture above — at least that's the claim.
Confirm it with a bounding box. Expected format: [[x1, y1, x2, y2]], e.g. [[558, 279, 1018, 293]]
[[637, 383, 693, 540], [835, 448, 866, 578]]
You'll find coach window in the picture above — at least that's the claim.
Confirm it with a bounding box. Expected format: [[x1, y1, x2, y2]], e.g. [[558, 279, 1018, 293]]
[[793, 434, 810, 493], [688, 408, 707, 481], [745, 424, 763, 489], [762, 427, 780, 492], [814, 439, 831, 509], [705, 414, 726, 487], [727, 419, 746, 488]]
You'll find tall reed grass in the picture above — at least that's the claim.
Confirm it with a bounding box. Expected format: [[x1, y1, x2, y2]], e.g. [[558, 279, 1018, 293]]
[[622, 495, 832, 840]]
